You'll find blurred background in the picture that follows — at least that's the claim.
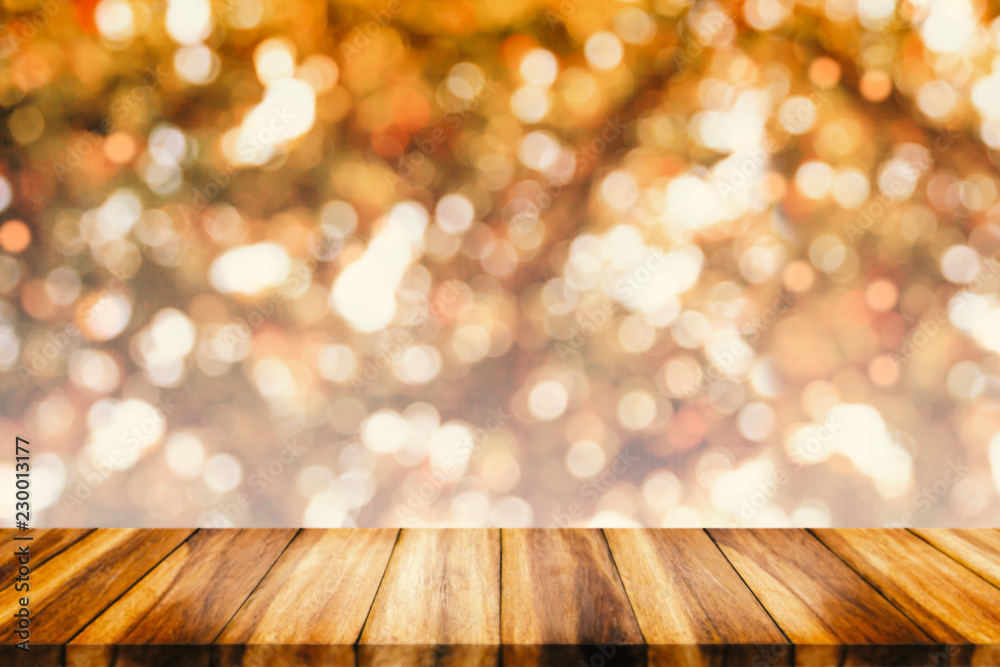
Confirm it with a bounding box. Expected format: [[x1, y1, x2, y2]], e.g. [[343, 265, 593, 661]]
[[2, 0, 1000, 528]]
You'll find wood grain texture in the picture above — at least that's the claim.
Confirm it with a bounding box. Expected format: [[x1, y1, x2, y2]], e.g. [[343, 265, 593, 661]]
[[360, 529, 500, 645], [72, 528, 296, 644], [502, 644, 645, 667], [0, 528, 192, 643], [358, 645, 499, 667], [217, 528, 398, 644], [501, 528, 644, 646], [215, 645, 354, 667], [911, 528, 1000, 590], [951, 644, 1000, 667], [0, 528, 92, 589], [10, 526, 1000, 659], [812, 528, 1000, 643], [0, 644, 63, 667], [64, 645, 211, 667], [605, 529, 787, 646], [707, 529, 933, 645], [646, 644, 795, 667]]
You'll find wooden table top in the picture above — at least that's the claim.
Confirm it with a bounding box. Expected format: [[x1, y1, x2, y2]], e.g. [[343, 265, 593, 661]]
[[2, 528, 999, 666]]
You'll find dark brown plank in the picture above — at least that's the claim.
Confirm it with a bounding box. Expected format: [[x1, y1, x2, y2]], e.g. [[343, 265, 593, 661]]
[[0, 644, 63, 667], [72, 529, 296, 644], [949, 644, 1000, 667], [503, 644, 646, 667], [911, 528, 1000, 590], [65, 645, 359, 666], [0, 528, 193, 643], [709, 529, 934, 666], [500, 529, 644, 646], [647, 644, 793, 667], [357, 645, 498, 667], [65, 646, 113, 667], [605, 529, 787, 648], [813, 528, 1000, 643], [64, 645, 211, 666], [0, 528, 93, 589], [217, 528, 397, 644], [215, 645, 354, 667]]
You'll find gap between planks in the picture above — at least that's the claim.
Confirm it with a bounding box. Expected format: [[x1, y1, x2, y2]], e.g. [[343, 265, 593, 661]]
[[806, 528, 963, 644], [210, 528, 304, 644], [352, 528, 402, 645], [64, 529, 201, 645], [702, 527, 795, 648]]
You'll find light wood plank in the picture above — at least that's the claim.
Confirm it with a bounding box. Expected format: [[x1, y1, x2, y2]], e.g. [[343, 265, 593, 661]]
[[360, 528, 500, 645], [0, 528, 93, 589], [500, 528, 644, 646], [707, 529, 932, 645], [217, 528, 397, 644], [813, 528, 1000, 643], [605, 528, 787, 647], [72, 528, 296, 644], [911, 528, 1000, 590], [0, 528, 192, 643]]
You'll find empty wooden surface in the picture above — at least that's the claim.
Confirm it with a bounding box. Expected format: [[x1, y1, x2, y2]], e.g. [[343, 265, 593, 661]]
[[360, 528, 500, 645], [605, 528, 787, 646], [708, 529, 933, 645], [0, 528, 91, 589], [4, 527, 1000, 663], [72, 528, 296, 644], [218, 528, 398, 644], [501, 528, 644, 646], [0, 528, 192, 643], [911, 528, 1000, 590], [813, 528, 1000, 643]]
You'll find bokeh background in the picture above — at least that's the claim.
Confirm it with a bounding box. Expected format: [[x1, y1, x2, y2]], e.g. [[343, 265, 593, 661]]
[[2, 0, 1000, 528]]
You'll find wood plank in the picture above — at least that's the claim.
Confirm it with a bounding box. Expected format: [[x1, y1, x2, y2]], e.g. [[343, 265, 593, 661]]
[[604, 528, 787, 646], [217, 528, 397, 644], [0, 528, 192, 643], [812, 528, 1000, 643], [0, 528, 93, 589], [647, 644, 793, 667], [500, 528, 644, 646], [502, 644, 645, 667], [359, 529, 500, 646], [0, 644, 62, 667], [708, 528, 933, 666], [950, 644, 1000, 667], [357, 645, 498, 667], [215, 645, 354, 667], [64, 645, 211, 666], [66, 645, 353, 667], [65, 646, 113, 667], [911, 528, 1000, 590], [72, 528, 296, 644]]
